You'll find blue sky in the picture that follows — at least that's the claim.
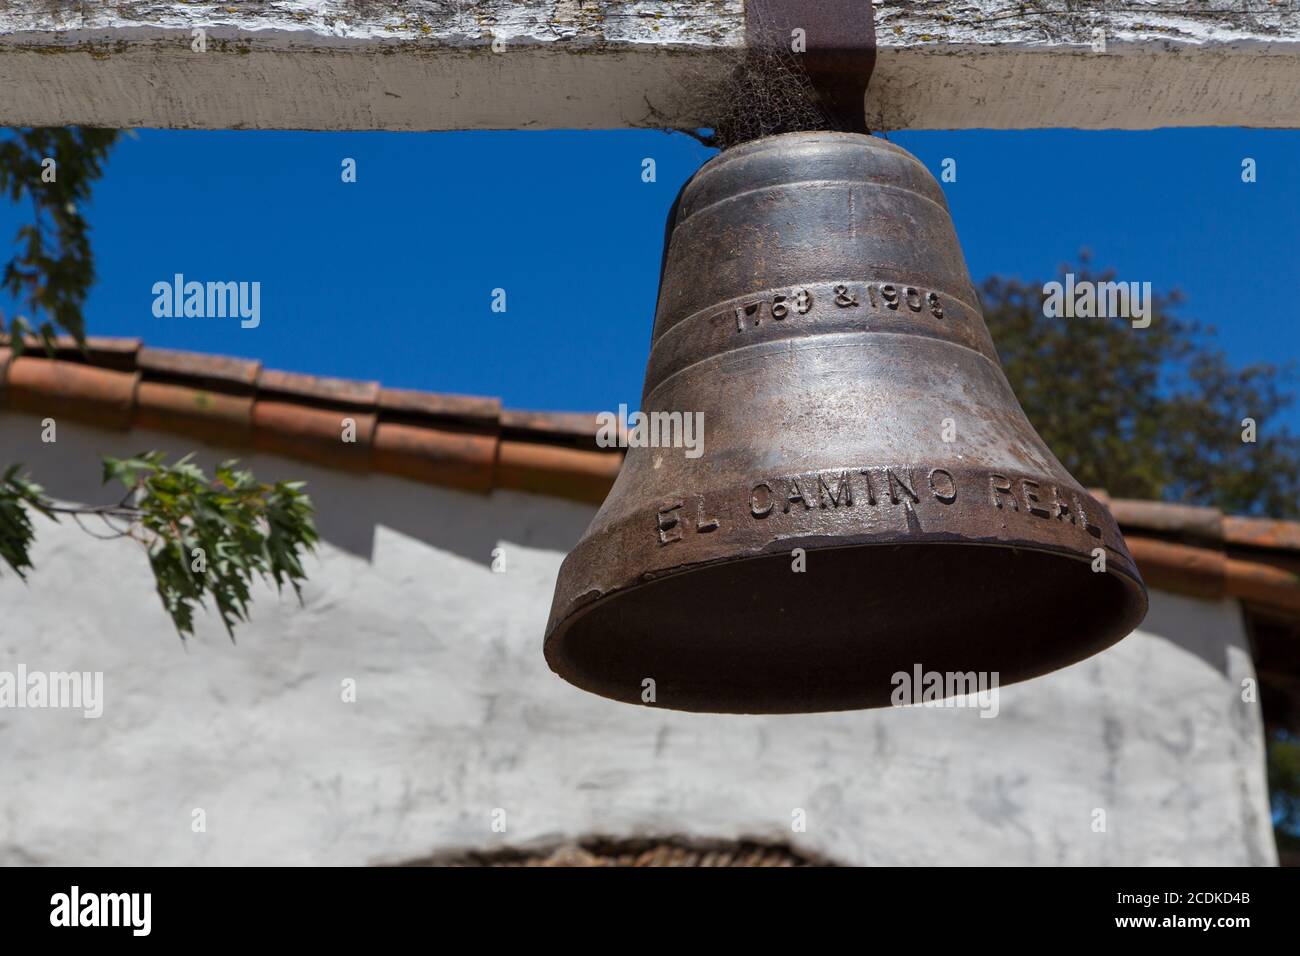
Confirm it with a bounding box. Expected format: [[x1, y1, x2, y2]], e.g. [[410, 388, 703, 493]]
[[2, 127, 1297, 429]]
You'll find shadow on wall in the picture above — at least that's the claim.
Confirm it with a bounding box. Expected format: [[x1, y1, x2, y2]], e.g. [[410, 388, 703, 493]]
[[0, 413, 598, 567], [1158, 588, 1250, 680]]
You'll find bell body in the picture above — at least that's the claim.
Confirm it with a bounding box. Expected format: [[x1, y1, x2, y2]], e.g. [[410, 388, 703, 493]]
[[545, 131, 1147, 714]]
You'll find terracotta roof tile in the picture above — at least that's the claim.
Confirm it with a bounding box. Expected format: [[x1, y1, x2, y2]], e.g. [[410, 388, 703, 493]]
[[138, 347, 261, 388], [1, 343, 609, 494], [4, 356, 138, 430], [1097, 497, 1300, 613], [1124, 537, 1227, 599], [16, 335, 141, 372], [258, 368, 381, 408], [1226, 556, 1300, 613], [252, 401, 376, 471], [497, 440, 623, 504], [501, 408, 604, 437], [501, 409, 609, 452], [1106, 499, 1223, 544], [379, 388, 500, 428], [1124, 535, 1300, 615], [1223, 516, 1300, 554], [373, 421, 497, 493], [136, 380, 254, 447]]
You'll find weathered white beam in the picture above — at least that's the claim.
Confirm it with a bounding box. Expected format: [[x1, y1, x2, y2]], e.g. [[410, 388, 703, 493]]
[[870, 1, 1300, 129], [0, 1, 1297, 131], [0, 1, 744, 131]]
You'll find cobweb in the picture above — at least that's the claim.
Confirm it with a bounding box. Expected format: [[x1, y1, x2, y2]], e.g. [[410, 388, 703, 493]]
[[680, 40, 838, 150]]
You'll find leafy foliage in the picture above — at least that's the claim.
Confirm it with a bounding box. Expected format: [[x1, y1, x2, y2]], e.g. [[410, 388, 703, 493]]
[[1270, 730, 1300, 858], [0, 464, 52, 580], [0, 128, 321, 643], [983, 256, 1300, 518], [0, 127, 120, 352], [0, 453, 318, 640]]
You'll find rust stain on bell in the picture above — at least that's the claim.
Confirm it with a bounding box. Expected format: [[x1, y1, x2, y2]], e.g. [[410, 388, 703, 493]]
[[545, 132, 1149, 714]]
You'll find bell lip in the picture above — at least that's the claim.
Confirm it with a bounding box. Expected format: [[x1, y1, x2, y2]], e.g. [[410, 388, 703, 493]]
[[543, 535, 1149, 715]]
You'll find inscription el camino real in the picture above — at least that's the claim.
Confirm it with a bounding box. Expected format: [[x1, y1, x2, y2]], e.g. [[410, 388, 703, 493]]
[[655, 467, 1103, 545]]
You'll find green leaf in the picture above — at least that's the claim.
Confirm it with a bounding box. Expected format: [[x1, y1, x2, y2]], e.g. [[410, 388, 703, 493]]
[[0, 127, 119, 351], [3, 451, 317, 642], [0, 464, 56, 580]]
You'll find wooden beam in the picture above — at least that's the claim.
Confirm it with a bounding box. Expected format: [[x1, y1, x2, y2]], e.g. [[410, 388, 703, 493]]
[[870, 0, 1300, 130], [1, 1, 1297, 131]]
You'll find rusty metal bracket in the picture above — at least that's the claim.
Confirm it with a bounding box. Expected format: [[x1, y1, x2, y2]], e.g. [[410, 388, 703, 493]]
[[746, 0, 876, 133]]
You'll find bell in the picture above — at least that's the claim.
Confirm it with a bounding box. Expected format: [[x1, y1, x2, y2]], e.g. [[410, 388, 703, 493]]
[[545, 131, 1148, 714]]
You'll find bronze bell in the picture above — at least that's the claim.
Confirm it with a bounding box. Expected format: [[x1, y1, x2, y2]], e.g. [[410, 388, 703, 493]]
[[545, 131, 1148, 714]]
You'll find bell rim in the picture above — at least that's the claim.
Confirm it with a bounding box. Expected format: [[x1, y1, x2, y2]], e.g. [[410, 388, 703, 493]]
[[544, 534, 1148, 715]]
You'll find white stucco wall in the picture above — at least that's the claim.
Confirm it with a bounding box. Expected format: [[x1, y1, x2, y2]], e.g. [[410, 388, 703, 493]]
[[0, 413, 1277, 865]]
